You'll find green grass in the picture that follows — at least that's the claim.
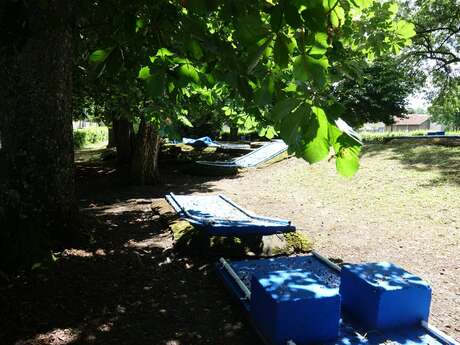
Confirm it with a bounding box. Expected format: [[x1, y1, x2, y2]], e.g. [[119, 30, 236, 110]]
[[74, 126, 108, 149], [359, 130, 460, 143]]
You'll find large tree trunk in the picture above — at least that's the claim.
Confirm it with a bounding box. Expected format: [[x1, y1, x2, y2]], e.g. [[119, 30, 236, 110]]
[[0, 1, 76, 269], [113, 117, 135, 165], [130, 119, 161, 185], [107, 126, 116, 148]]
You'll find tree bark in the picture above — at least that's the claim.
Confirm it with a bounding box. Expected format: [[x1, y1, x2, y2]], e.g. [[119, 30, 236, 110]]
[[113, 117, 135, 165], [0, 1, 76, 269], [107, 126, 116, 148], [230, 125, 239, 141], [130, 119, 161, 185]]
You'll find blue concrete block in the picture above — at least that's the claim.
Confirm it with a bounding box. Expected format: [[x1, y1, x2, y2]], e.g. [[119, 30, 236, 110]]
[[339, 262, 431, 330], [250, 269, 341, 345]]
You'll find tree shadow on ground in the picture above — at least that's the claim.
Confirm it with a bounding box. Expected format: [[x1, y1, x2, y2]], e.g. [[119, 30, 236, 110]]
[[76, 146, 241, 208], [0, 150, 259, 345], [362, 143, 460, 186]]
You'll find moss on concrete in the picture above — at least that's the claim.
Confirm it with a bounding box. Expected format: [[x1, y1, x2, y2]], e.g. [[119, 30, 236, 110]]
[[283, 231, 313, 253], [170, 220, 312, 258]]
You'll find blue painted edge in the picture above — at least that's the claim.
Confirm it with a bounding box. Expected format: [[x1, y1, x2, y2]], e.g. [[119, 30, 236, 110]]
[[165, 193, 296, 236]]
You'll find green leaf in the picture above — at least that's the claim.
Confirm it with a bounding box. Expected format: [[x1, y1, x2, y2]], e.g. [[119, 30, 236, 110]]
[[135, 18, 144, 33], [394, 20, 416, 40], [302, 106, 330, 163], [293, 55, 310, 82], [324, 101, 345, 120], [178, 114, 193, 127], [265, 126, 277, 139], [274, 33, 290, 67], [138, 66, 151, 80], [255, 76, 275, 106], [247, 37, 273, 73], [293, 55, 329, 86], [237, 15, 269, 45], [330, 6, 345, 28], [284, 4, 303, 28], [271, 98, 299, 121], [301, 7, 326, 32], [146, 71, 166, 98], [308, 56, 329, 86], [315, 32, 329, 49], [31, 262, 42, 270], [350, 0, 372, 9], [270, 4, 284, 31], [336, 146, 360, 177], [280, 104, 309, 146], [328, 121, 362, 177], [89, 49, 111, 63], [156, 48, 174, 60], [186, 40, 204, 60], [178, 63, 200, 83]]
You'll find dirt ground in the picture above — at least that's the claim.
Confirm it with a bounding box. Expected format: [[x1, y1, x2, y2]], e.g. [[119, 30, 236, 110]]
[[1, 143, 459, 344]]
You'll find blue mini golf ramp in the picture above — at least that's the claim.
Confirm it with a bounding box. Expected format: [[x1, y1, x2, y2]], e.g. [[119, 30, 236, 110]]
[[197, 140, 288, 169], [165, 193, 295, 236], [216, 253, 459, 345]]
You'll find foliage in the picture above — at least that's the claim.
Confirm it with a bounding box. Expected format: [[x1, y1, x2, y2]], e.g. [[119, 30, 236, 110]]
[[402, 0, 460, 77], [332, 57, 424, 127], [428, 78, 460, 130], [73, 127, 108, 149], [77, 0, 416, 177]]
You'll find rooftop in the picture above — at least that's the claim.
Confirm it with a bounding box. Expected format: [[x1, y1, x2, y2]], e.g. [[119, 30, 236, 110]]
[[393, 114, 430, 126]]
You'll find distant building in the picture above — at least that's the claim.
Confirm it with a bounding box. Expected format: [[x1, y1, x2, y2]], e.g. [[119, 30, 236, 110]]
[[72, 120, 99, 129], [361, 114, 445, 132], [385, 114, 430, 132], [361, 122, 386, 132]]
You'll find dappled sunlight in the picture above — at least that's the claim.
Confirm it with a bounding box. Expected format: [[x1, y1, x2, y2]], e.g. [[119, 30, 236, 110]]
[[81, 200, 151, 215], [15, 328, 81, 345], [61, 248, 106, 258], [125, 234, 172, 251]]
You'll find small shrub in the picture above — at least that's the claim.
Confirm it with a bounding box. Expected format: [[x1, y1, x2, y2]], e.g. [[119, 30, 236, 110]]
[[73, 126, 108, 149]]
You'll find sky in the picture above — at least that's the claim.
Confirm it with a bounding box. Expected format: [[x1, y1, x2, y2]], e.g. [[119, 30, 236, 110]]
[[407, 91, 430, 111]]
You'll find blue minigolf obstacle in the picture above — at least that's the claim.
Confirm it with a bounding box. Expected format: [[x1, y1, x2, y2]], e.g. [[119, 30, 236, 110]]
[[197, 140, 288, 169], [250, 268, 341, 345], [339, 262, 432, 331], [216, 254, 456, 345], [165, 193, 295, 236]]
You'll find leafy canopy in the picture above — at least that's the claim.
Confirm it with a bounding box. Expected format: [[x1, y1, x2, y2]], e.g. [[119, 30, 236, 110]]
[[80, 0, 415, 177]]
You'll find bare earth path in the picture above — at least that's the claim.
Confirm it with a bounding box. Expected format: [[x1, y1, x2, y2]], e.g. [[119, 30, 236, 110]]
[[1, 143, 459, 344]]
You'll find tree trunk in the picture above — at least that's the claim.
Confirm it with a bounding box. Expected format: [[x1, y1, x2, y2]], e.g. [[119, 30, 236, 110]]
[[0, 1, 76, 269], [107, 126, 116, 148], [113, 117, 134, 165], [130, 119, 161, 185], [230, 125, 239, 141]]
